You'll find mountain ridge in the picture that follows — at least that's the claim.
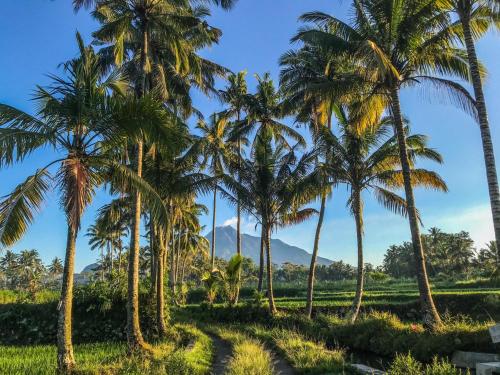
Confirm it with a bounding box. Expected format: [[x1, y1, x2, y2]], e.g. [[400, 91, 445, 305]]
[[206, 225, 333, 267]]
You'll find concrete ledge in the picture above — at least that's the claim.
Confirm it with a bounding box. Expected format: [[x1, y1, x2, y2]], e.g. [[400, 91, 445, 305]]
[[452, 351, 500, 369], [476, 362, 500, 375], [351, 363, 386, 374]]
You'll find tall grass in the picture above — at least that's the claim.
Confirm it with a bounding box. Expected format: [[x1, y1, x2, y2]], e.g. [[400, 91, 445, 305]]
[[0, 324, 213, 375], [244, 325, 356, 374], [210, 327, 274, 375]]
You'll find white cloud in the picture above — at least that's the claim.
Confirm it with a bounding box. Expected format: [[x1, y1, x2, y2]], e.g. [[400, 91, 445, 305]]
[[222, 216, 259, 234], [223, 216, 238, 227]]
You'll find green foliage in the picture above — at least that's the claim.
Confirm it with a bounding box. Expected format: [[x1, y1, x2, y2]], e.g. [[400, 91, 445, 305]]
[[247, 326, 352, 375], [368, 272, 390, 282], [201, 269, 221, 305], [220, 254, 243, 305], [212, 327, 274, 375], [387, 353, 467, 375], [383, 228, 482, 279]]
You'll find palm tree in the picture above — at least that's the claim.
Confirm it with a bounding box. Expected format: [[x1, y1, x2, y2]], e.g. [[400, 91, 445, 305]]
[[16, 249, 45, 295], [234, 74, 307, 288], [240, 73, 306, 150], [142, 140, 211, 333], [0, 35, 166, 371], [76, 0, 238, 347], [443, 0, 500, 255], [295, 0, 477, 328], [320, 107, 447, 322], [222, 133, 318, 314], [87, 222, 119, 280], [94, 197, 131, 274], [0, 250, 18, 289], [48, 257, 64, 277], [279, 44, 344, 319], [220, 71, 249, 302], [194, 113, 234, 269]]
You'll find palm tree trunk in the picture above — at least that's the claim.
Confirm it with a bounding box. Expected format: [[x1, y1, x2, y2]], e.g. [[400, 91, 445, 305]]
[[264, 224, 277, 315], [156, 230, 167, 336], [211, 186, 217, 269], [390, 88, 441, 329], [461, 16, 500, 251], [236, 124, 242, 304], [169, 219, 176, 295], [150, 218, 157, 297], [57, 225, 77, 372], [100, 247, 104, 282], [350, 189, 364, 323], [127, 140, 146, 351], [118, 237, 123, 274], [258, 225, 265, 292], [306, 191, 327, 319], [110, 244, 114, 276]]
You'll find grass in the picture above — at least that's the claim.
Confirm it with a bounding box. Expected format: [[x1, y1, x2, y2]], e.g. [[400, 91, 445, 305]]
[[211, 327, 274, 375], [386, 353, 467, 375], [0, 342, 127, 375], [242, 325, 356, 374], [0, 324, 213, 375]]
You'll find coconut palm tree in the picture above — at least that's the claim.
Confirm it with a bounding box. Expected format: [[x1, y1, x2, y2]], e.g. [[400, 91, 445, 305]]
[[295, 0, 477, 328], [48, 257, 64, 277], [75, 0, 236, 350], [16, 249, 45, 295], [93, 197, 131, 274], [279, 44, 346, 319], [0, 35, 167, 372], [193, 113, 234, 269], [319, 107, 447, 322], [221, 133, 319, 314], [239, 73, 306, 150], [220, 71, 249, 302], [87, 222, 119, 280], [442, 0, 500, 255]]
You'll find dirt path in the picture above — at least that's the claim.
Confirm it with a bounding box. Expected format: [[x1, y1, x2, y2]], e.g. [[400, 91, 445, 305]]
[[271, 351, 296, 375], [209, 334, 233, 375]]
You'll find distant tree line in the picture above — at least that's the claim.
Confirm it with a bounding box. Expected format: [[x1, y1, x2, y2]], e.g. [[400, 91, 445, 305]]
[[382, 228, 498, 279], [0, 250, 63, 295]]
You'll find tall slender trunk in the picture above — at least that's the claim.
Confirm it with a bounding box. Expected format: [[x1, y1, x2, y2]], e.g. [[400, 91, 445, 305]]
[[264, 224, 277, 314], [169, 218, 176, 295], [100, 247, 105, 281], [118, 237, 123, 273], [211, 186, 217, 269], [350, 188, 364, 323], [150, 217, 156, 296], [306, 192, 327, 319], [127, 140, 146, 351], [390, 88, 441, 329], [110, 244, 114, 276], [235, 111, 242, 303], [126, 25, 149, 352], [461, 15, 500, 251], [258, 225, 265, 292], [156, 229, 167, 336], [57, 225, 77, 372]]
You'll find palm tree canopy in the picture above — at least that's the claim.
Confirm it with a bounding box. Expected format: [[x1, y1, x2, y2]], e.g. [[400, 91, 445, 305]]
[[293, 0, 479, 122]]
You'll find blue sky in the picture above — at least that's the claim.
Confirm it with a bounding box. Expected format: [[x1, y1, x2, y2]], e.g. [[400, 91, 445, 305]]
[[0, 0, 498, 271]]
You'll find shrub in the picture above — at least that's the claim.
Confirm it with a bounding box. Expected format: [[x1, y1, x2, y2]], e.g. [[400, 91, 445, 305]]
[[387, 353, 467, 375]]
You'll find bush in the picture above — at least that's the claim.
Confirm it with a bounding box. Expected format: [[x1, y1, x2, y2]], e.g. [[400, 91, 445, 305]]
[[284, 311, 496, 362], [387, 353, 467, 375]]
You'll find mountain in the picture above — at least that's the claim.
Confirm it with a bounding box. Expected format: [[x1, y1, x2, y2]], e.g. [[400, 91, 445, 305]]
[[205, 225, 333, 267]]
